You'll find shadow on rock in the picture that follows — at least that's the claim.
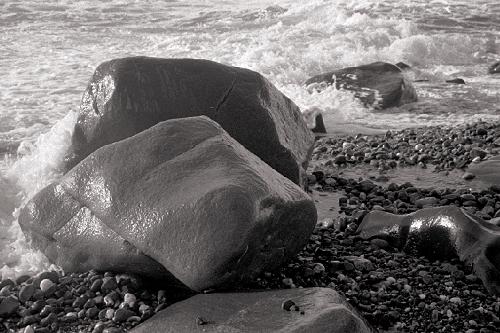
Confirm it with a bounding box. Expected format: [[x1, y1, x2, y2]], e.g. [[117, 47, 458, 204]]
[[357, 206, 500, 294]]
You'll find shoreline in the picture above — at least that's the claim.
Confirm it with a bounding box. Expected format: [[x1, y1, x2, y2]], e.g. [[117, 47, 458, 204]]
[[1, 120, 500, 332]]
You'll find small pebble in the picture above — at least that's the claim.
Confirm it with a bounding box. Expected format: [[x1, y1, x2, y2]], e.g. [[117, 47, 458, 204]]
[[39, 279, 55, 293], [23, 325, 35, 333], [282, 299, 296, 311]]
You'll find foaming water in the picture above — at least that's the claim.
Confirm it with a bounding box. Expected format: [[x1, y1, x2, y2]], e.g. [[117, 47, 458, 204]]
[[1, 0, 498, 139], [0, 0, 499, 277], [7, 111, 77, 198], [0, 112, 77, 279]]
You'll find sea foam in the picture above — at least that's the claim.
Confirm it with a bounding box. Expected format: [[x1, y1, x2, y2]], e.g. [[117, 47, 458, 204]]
[[0, 111, 77, 279]]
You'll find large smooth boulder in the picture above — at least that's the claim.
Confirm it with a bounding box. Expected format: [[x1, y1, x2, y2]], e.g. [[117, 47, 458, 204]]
[[304, 62, 417, 109], [67, 57, 314, 187], [20, 116, 317, 291], [357, 206, 500, 294], [129, 288, 372, 333]]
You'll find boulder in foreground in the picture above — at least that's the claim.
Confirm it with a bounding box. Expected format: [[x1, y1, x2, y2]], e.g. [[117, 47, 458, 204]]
[[20, 116, 317, 291], [67, 57, 314, 187], [357, 206, 500, 294], [129, 288, 372, 333], [304, 62, 417, 109]]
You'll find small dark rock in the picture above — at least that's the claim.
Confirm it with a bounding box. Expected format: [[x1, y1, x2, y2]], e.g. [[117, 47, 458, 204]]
[[281, 299, 296, 311], [0, 295, 20, 316], [40, 312, 57, 326], [16, 275, 31, 285], [19, 284, 35, 303], [0, 279, 15, 290], [446, 78, 465, 84], [463, 172, 475, 180], [113, 308, 135, 323], [334, 155, 347, 165], [90, 279, 103, 292], [101, 277, 118, 292]]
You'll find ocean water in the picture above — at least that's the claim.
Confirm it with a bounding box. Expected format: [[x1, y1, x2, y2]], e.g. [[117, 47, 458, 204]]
[[0, 0, 499, 279]]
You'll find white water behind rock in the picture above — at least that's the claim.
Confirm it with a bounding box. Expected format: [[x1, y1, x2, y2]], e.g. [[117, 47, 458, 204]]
[[0, 0, 499, 278]]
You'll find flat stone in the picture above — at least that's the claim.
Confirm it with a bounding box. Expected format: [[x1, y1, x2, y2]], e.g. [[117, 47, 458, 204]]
[[129, 288, 372, 333]]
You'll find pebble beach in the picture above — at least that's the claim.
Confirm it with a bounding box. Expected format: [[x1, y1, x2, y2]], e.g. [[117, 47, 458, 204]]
[[1, 1, 500, 332], [1, 121, 500, 333]]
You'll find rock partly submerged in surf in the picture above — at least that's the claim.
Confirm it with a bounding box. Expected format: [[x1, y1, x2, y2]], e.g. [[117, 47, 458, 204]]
[[304, 61, 417, 109], [357, 206, 500, 294], [311, 113, 327, 134], [129, 288, 372, 333], [66, 56, 314, 187], [302, 107, 327, 134], [20, 116, 317, 292], [488, 61, 500, 75]]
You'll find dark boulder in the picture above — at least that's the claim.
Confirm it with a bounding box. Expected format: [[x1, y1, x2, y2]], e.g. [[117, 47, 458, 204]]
[[304, 62, 417, 109], [489, 61, 500, 74], [357, 206, 500, 294], [66, 57, 314, 187], [129, 288, 372, 333], [20, 116, 317, 291]]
